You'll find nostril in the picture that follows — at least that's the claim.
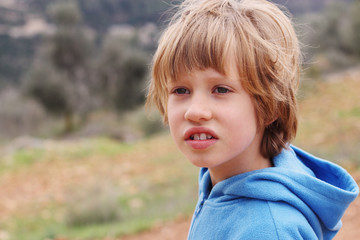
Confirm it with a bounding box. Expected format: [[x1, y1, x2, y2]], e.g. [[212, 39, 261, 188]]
[[184, 105, 212, 122]]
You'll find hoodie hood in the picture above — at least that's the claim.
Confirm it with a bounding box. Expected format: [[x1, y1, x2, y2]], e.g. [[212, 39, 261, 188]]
[[198, 145, 359, 235]]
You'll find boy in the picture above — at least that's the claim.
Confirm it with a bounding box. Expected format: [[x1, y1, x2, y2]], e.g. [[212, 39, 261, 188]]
[[146, 0, 359, 239]]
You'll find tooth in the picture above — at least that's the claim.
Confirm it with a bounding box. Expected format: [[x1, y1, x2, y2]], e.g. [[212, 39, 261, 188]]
[[206, 134, 212, 139], [194, 134, 200, 140], [200, 133, 207, 140]]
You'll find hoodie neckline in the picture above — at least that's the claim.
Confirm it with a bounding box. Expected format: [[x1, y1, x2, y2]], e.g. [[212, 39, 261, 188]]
[[198, 146, 359, 230]]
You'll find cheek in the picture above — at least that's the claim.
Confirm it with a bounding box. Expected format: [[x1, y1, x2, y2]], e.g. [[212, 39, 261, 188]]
[[167, 114, 177, 136], [248, 98, 262, 130], [167, 100, 176, 121], [167, 101, 182, 135], [222, 103, 258, 136]]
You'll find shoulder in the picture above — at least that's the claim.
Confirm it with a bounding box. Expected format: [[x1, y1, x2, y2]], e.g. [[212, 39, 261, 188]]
[[266, 201, 319, 239], [223, 200, 319, 240], [190, 199, 319, 240]]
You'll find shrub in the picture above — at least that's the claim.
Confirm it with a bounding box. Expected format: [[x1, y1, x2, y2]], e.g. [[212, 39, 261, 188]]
[[0, 87, 46, 139], [64, 181, 122, 227], [121, 107, 165, 138]]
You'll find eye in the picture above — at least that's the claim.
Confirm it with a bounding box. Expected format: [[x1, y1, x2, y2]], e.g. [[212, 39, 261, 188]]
[[213, 86, 230, 94], [173, 87, 190, 95]]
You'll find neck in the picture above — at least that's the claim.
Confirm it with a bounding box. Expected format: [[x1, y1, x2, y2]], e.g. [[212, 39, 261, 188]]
[[209, 154, 272, 186]]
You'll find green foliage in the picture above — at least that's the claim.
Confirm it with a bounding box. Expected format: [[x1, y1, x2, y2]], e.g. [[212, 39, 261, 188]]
[[272, 0, 354, 16], [114, 55, 148, 111], [50, 32, 90, 73], [12, 148, 45, 167], [47, 1, 91, 73], [0, 87, 46, 140], [303, 0, 360, 72], [137, 113, 165, 138], [0, 7, 25, 25], [22, 0, 95, 133], [24, 64, 70, 116], [2, 213, 64, 240], [22, 0, 151, 131], [95, 36, 126, 107], [122, 107, 165, 138], [0, 137, 134, 174], [0, 143, 45, 174], [78, 0, 173, 32], [0, 35, 40, 84], [349, 1, 360, 56], [96, 35, 149, 112], [47, 1, 82, 27]]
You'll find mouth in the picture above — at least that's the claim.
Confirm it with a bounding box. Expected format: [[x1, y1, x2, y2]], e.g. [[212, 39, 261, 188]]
[[184, 127, 218, 150], [189, 133, 215, 141]]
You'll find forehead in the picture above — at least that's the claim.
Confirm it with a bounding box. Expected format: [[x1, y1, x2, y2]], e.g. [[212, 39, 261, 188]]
[[174, 67, 227, 83], [161, 16, 242, 83], [168, 55, 241, 85]]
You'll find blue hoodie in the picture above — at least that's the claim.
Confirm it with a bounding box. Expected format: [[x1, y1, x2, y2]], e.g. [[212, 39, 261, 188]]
[[187, 146, 359, 240]]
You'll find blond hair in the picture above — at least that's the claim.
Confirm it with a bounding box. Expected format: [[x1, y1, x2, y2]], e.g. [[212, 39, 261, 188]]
[[147, 0, 301, 159]]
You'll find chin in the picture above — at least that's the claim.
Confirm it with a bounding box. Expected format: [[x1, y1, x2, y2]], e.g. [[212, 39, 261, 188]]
[[188, 158, 216, 169]]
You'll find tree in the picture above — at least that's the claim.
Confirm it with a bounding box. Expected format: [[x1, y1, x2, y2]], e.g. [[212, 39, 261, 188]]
[[23, 62, 74, 132], [23, 0, 94, 133], [303, 1, 360, 71], [96, 34, 148, 112], [48, 1, 89, 73], [349, 0, 360, 57], [25, 63, 70, 116], [114, 55, 147, 110]]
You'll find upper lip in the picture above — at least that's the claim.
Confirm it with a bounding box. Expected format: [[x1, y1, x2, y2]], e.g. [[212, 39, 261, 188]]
[[184, 127, 218, 140]]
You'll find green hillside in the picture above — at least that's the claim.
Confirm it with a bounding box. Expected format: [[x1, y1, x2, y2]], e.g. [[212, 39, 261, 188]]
[[0, 0, 356, 85], [0, 69, 359, 239]]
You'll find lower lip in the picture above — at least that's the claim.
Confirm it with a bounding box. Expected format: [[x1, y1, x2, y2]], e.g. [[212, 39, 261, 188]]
[[185, 139, 217, 150]]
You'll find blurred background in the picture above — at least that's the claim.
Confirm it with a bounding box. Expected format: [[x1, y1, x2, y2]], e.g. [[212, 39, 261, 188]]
[[0, 0, 359, 239]]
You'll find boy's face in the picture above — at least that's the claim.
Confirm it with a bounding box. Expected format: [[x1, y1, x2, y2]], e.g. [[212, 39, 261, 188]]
[[167, 67, 270, 182]]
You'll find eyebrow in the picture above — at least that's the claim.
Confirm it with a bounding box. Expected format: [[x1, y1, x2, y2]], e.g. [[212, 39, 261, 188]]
[[171, 73, 238, 87]]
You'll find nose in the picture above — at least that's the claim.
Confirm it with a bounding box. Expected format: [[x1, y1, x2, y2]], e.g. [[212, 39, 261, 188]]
[[184, 93, 212, 123]]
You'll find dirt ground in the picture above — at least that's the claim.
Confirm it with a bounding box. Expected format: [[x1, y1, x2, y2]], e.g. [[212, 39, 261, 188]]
[[122, 175, 360, 240], [0, 156, 358, 240]]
